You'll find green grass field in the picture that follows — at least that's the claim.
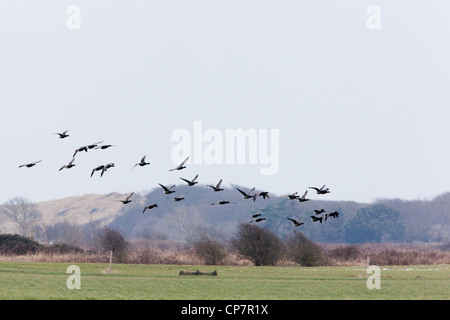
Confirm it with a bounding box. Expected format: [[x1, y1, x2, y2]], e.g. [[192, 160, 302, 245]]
[[0, 261, 448, 300]]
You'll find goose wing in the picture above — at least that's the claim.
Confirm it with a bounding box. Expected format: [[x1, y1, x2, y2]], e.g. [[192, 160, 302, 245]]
[[159, 183, 169, 192], [125, 192, 134, 201], [236, 188, 248, 196]]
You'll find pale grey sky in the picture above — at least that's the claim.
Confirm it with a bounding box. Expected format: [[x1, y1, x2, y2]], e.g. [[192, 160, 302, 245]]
[[0, 1, 449, 204]]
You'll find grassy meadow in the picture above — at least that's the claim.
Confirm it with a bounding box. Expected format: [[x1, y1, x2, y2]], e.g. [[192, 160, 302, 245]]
[[0, 261, 448, 300]]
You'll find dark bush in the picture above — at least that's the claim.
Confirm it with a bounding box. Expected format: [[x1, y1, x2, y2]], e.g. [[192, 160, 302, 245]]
[[285, 231, 326, 266], [193, 237, 227, 265], [0, 234, 43, 255], [231, 223, 284, 266], [97, 227, 129, 263]]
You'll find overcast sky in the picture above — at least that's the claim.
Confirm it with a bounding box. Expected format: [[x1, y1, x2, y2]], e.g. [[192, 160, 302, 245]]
[[0, 1, 449, 204]]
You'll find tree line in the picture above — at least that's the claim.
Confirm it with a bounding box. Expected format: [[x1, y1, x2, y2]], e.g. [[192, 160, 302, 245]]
[[0, 189, 449, 245]]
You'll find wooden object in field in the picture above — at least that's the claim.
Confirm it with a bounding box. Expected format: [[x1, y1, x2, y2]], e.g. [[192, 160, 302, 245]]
[[109, 249, 113, 273], [179, 270, 217, 276]]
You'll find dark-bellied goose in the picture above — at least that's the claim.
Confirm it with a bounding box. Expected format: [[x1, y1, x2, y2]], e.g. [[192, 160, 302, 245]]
[[91, 163, 114, 177], [236, 187, 256, 200], [180, 174, 198, 186], [211, 200, 231, 205], [207, 179, 223, 192], [19, 160, 42, 168], [169, 156, 189, 171], [102, 163, 115, 176], [298, 190, 310, 202], [287, 218, 304, 227], [59, 158, 76, 171], [250, 217, 266, 223], [255, 191, 270, 200], [309, 184, 330, 195], [73, 145, 88, 157], [73, 141, 103, 157], [159, 183, 176, 194], [91, 165, 105, 177], [288, 192, 299, 200], [54, 130, 69, 139], [118, 192, 134, 204], [87, 141, 103, 150], [251, 210, 264, 218], [133, 156, 150, 169], [172, 193, 186, 202], [326, 211, 339, 220], [310, 215, 323, 223], [314, 208, 325, 215], [95, 144, 115, 150], [143, 204, 158, 213]]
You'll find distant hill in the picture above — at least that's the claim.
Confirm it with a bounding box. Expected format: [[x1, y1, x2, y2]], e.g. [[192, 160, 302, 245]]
[[36, 193, 135, 226], [34, 186, 450, 243]]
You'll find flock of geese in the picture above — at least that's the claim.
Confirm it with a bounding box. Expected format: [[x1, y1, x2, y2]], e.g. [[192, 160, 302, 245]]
[[18, 130, 340, 229]]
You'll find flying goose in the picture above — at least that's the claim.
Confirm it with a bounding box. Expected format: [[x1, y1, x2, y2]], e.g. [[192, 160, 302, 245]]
[[91, 163, 114, 177], [172, 193, 187, 202], [73, 145, 88, 157], [118, 192, 134, 204], [236, 187, 256, 200], [310, 215, 323, 223], [251, 210, 264, 218], [325, 211, 339, 221], [309, 184, 330, 195], [314, 209, 325, 215], [287, 218, 304, 227], [103, 163, 115, 174], [255, 191, 270, 200], [179, 174, 198, 186], [207, 179, 223, 192], [250, 217, 266, 223], [87, 141, 103, 150], [91, 165, 105, 177], [288, 192, 299, 200], [133, 156, 150, 169], [142, 204, 158, 213], [211, 200, 234, 205], [95, 144, 115, 150], [159, 183, 176, 194], [54, 130, 69, 139], [19, 160, 42, 168], [59, 158, 76, 171], [73, 141, 103, 157], [297, 190, 310, 202], [169, 156, 189, 171]]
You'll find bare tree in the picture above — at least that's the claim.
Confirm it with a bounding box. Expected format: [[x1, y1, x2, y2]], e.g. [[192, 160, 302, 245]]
[[43, 220, 84, 247], [190, 227, 226, 265], [0, 197, 42, 237], [285, 230, 326, 266], [97, 227, 128, 272], [231, 223, 284, 266]]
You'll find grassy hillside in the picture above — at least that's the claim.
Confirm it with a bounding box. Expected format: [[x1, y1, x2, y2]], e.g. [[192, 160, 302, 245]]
[[36, 192, 139, 226]]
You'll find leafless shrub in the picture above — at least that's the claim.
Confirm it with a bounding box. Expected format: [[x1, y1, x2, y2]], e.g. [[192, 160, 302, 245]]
[[285, 231, 327, 266], [231, 223, 284, 266], [327, 245, 361, 262], [193, 237, 227, 265]]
